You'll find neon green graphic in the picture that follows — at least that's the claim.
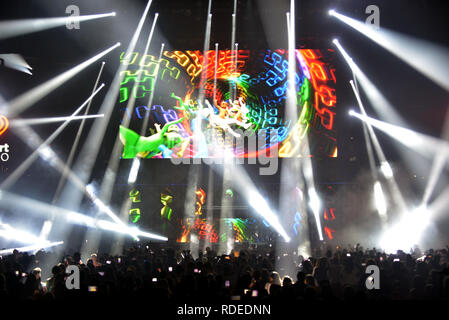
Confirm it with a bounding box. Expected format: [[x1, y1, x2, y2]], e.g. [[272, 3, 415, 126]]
[[119, 117, 185, 159]]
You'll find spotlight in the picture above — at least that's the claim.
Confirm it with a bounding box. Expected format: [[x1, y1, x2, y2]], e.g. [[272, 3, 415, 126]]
[[374, 181, 387, 217], [328, 9, 449, 91], [0, 12, 117, 41], [1, 84, 105, 189], [0, 54, 33, 75], [0, 222, 45, 244], [336, 40, 406, 126], [332, 38, 339, 45], [308, 188, 321, 215], [1, 44, 117, 117], [380, 205, 430, 253], [0, 241, 64, 255], [380, 161, 394, 179], [328, 9, 336, 16], [85, 183, 134, 237], [0, 190, 167, 242], [39, 220, 53, 240], [348, 109, 355, 116], [112, 12, 116, 17], [248, 191, 290, 242], [128, 158, 140, 184], [85, 183, 95, 196], [308, 187, 324, 241], [10, 114, 104, 127]]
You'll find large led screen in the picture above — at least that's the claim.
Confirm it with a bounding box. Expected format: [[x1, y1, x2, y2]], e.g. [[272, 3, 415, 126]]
[[118, 49, 337, 159]]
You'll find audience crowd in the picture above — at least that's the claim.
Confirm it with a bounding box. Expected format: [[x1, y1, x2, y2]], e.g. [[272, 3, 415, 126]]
[[1, 243, 448, 302]]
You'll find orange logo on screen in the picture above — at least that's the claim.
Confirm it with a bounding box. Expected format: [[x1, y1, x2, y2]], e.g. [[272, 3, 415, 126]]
[[0, 115, 8, 137]]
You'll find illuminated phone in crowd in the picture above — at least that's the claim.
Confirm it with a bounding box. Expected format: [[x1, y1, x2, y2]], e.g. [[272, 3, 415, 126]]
[[98, 272, 104, 276], [194, 268, 199, 273], [168, 267, 173, 272], [225, 280, 230, 287], [252, 290, 258, 297], [152, 278, 157, 282], [88, 286, 97, 292]]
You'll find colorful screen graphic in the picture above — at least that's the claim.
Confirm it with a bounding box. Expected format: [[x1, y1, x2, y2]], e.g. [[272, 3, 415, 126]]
[[123, 184, 276, 244], [120, 182, 342, 244], [118, 49, 337, 159]]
